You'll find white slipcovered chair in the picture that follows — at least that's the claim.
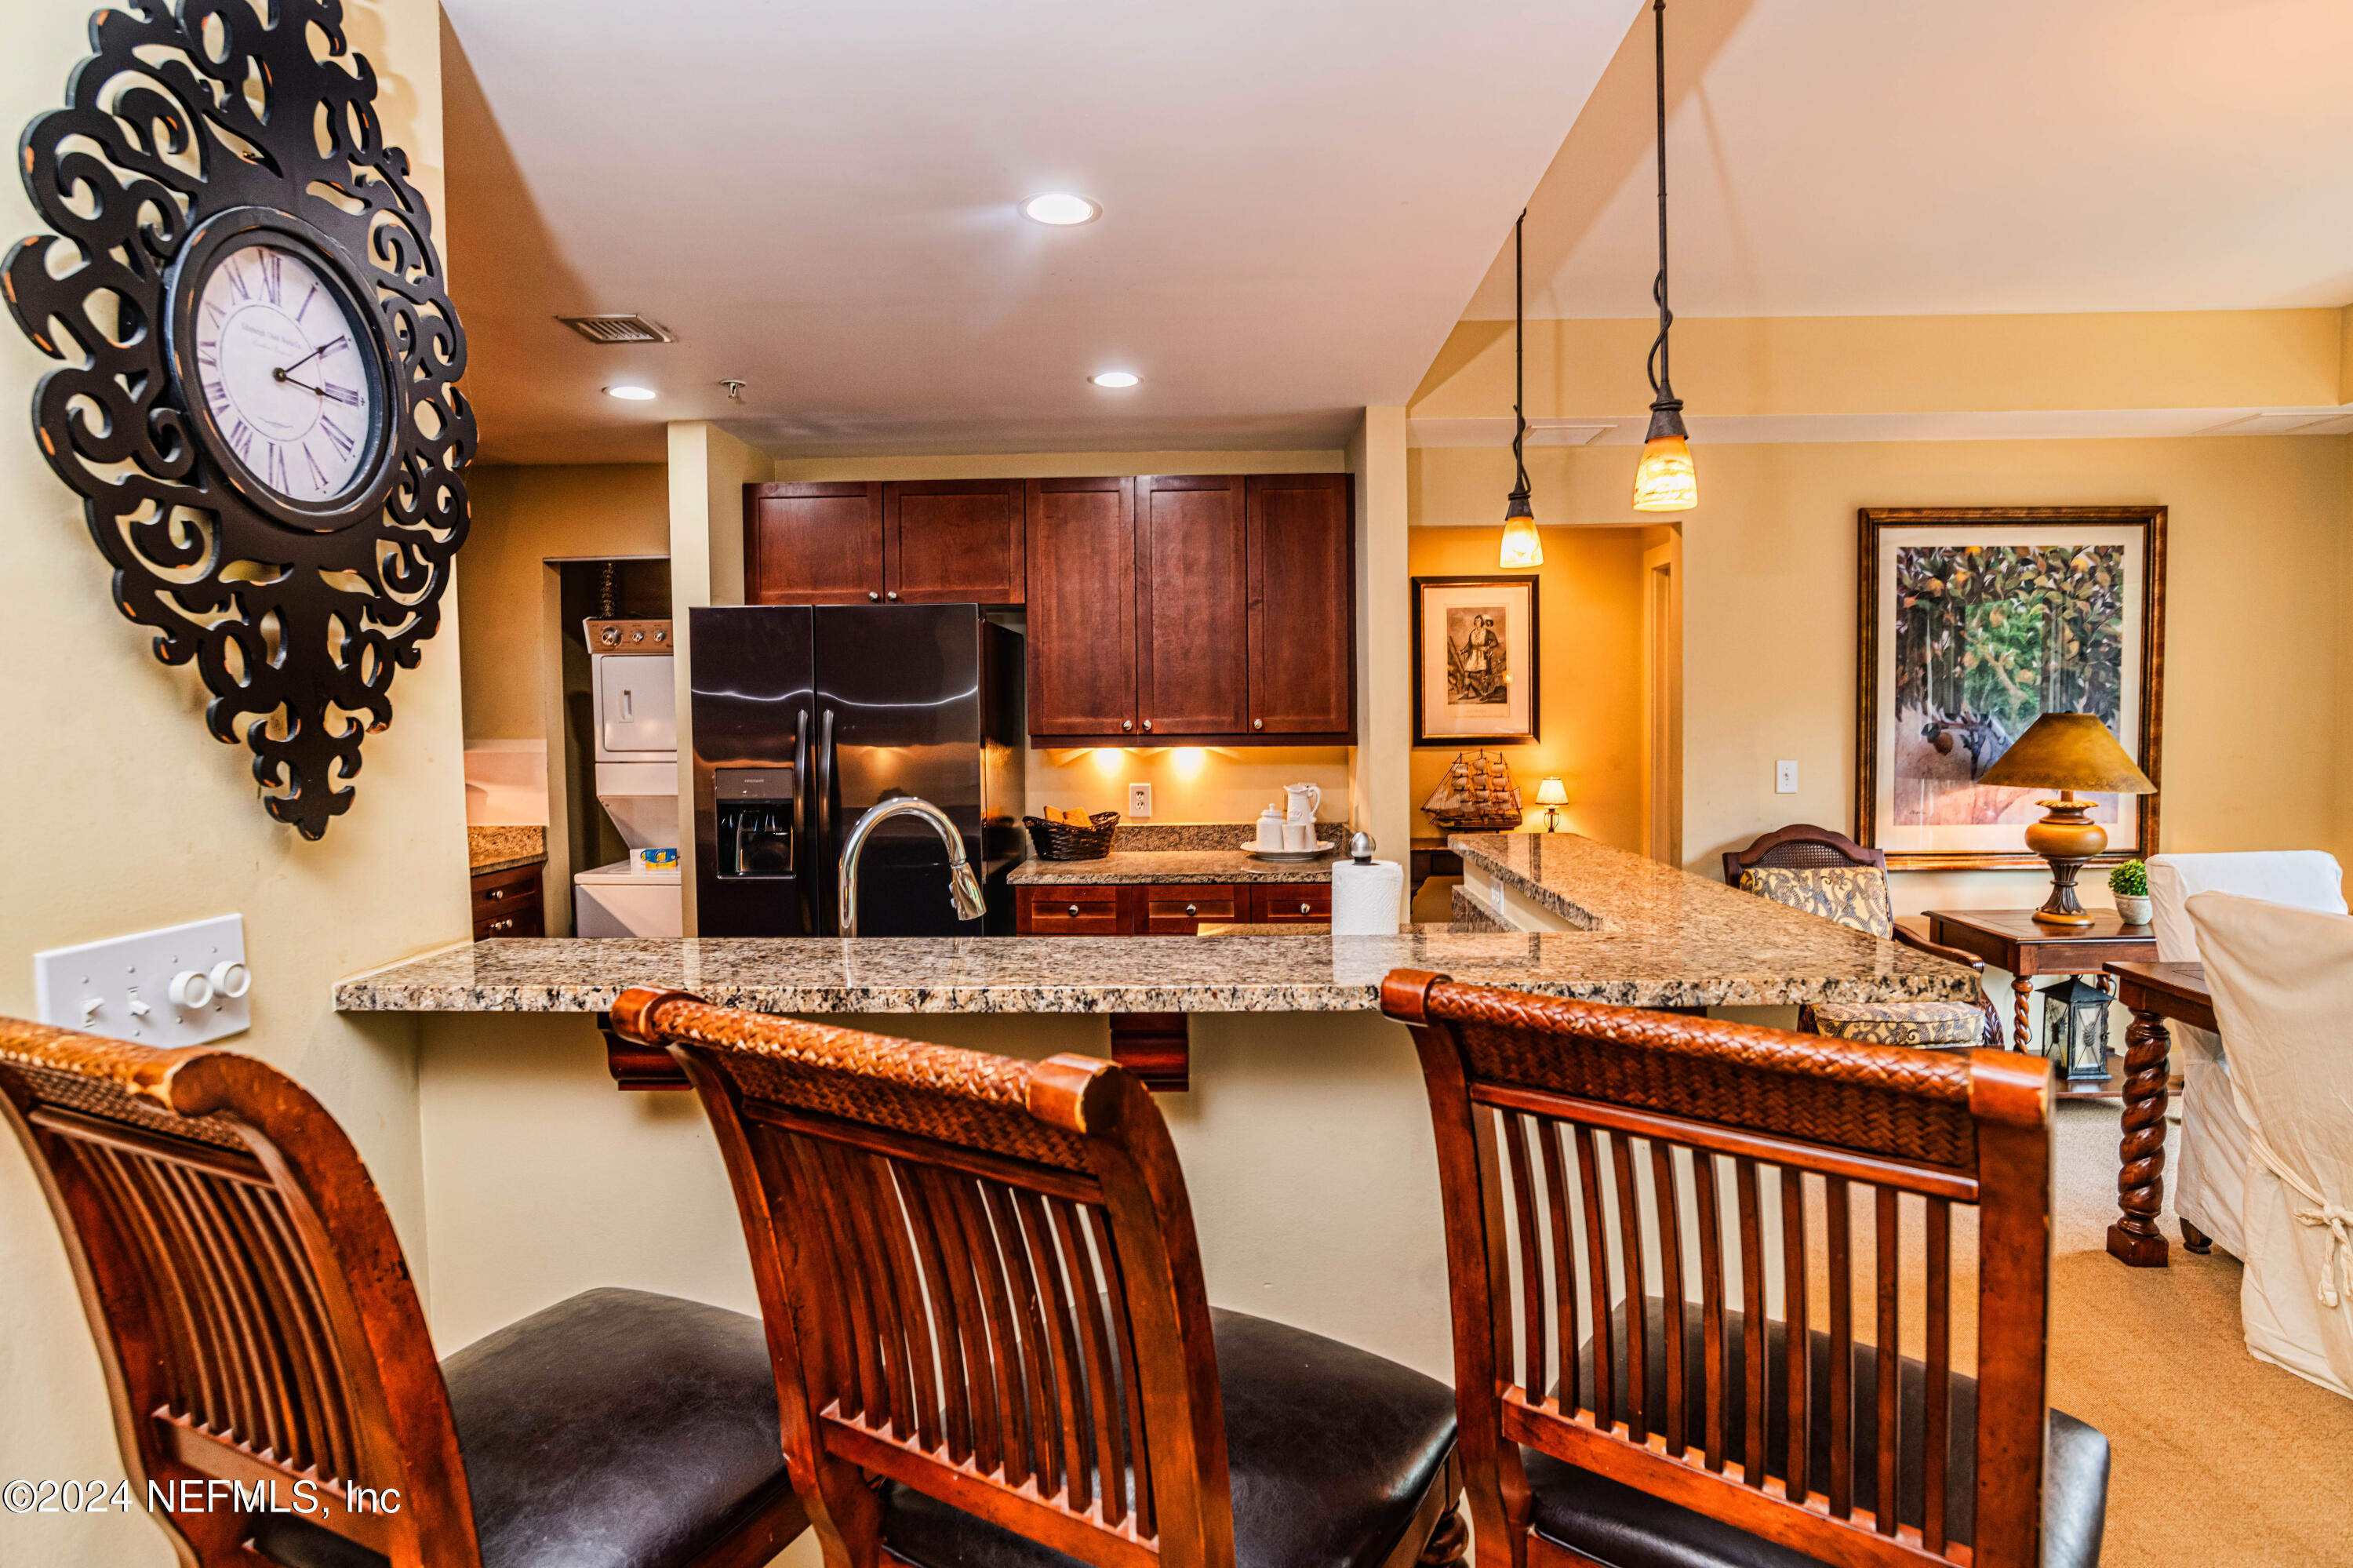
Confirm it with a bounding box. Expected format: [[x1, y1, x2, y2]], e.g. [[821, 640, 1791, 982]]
[[2146, 851, 2347, 1258], [2184, 891, 2353, 1398]]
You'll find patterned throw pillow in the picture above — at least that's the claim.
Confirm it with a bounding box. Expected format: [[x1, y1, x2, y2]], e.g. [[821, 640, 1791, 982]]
[[1737, 865, 1896, 938], [1810, 999, 1986, 1047]]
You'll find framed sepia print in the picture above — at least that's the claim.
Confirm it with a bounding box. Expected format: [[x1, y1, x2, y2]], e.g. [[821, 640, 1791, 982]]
[[1412, 575, 1540, 745], [1857, 506, 2166, 870]]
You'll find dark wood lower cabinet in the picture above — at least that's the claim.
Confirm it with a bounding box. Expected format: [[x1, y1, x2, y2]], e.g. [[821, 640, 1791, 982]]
[[471, 861, 544, 940]]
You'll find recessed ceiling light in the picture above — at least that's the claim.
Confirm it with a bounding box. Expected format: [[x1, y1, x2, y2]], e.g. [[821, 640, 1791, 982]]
[[1023, 193, 1101, 226], [605, 385, 656, 401], [1090, 371, 1140, 388]]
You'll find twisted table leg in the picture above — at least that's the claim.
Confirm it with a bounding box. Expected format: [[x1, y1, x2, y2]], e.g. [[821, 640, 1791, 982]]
[[2106, 1008, 2173, 1267], [2013, 975, 2033, 1051]]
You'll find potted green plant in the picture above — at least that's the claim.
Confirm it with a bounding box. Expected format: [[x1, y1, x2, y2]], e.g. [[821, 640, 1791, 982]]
[[2109, 859, 2152, 926]]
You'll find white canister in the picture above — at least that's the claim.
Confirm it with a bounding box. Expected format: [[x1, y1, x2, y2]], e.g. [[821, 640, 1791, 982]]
[[1255, 806, 1287, 851]]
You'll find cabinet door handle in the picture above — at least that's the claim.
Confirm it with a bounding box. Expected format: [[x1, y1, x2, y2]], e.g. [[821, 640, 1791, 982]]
[[1253, 719, 1264, 731], [1141, 719, 1152, 732], [867, 591, 881, 602], [1122, 719, 1133, 732], [1184, 903, 1197, 917], [486, 887, 504, 900], [886, 591, 899, 601]]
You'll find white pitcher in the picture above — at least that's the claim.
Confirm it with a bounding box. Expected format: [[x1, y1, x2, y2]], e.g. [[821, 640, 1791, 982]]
[[1284, 783, 1322, 824]]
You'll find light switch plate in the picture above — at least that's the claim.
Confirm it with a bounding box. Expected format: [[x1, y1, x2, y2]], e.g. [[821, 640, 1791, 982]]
[[1775, 760, 1799, 795], [35, 915, 250, 1048], [1128, 782, 1152, 818]]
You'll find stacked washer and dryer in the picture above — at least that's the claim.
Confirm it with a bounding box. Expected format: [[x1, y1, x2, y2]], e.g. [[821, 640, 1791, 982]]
[[576, 619, 683, 937]]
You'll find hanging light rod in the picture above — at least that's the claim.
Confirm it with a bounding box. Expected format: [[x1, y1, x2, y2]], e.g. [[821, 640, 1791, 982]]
[[1500, 209, 1544, 569], [1631, 0, 1697, 512]]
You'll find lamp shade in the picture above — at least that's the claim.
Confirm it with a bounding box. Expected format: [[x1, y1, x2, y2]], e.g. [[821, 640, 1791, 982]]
[[1535, 777, 1569, 805], [1500, 497, 1543, 569], [1977, 712, 2156, 795]]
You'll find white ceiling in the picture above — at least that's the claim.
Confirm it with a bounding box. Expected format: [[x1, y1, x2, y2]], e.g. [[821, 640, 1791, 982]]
[[439, 0, 1638, 464], [1460, 0, 2353, 322]]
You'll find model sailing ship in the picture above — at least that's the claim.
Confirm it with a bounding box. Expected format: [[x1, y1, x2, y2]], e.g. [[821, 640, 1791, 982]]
[[1423, 749, 1525, 832]]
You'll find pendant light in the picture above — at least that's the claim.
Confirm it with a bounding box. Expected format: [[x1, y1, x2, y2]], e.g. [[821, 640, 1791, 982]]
[[1499, 210, 1544, 568], [1631, 0, 1697, 511]]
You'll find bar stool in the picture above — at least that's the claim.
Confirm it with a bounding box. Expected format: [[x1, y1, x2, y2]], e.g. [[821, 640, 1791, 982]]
[[0, 1017, 807, 1568], [1382, 973, 2111, 1568], [609, 988, 1468, 1568]]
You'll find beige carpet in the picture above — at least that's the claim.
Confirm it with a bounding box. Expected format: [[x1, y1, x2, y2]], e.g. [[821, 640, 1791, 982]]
[[2045, 1101, 2353, 1566]]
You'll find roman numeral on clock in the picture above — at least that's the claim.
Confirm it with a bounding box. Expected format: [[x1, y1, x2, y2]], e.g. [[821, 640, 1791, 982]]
[[322, 381, 363, 406], [266, 441, 288, 493], [196, 338, 218, 368], [227, 261, 249, 302], [319, 414, 355, 457], [260, 250, 282, 303], [296, 283, 317, 324], [304, 445, 330, 489], [227, 419, 254, 459]]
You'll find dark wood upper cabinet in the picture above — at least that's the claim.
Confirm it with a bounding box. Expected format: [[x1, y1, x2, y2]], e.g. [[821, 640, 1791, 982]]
[[884, 478, 1026, 603], [1246, 473, 1354, 737], [1025, 477, 1138, 737], [746, 482, 884, 604], [1135, 475, 1248, 737]]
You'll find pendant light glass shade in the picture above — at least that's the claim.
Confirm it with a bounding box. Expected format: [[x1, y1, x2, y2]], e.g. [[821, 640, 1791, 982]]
[[1631, 404, 1697, 511], [1500, 497, 1544, 568]]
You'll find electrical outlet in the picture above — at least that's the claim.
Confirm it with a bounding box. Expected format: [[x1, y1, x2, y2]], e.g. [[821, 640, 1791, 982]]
[[1775, 760, 1799, 795], [1128, 782, 1152, 818], [34, 915, 251, 1047]]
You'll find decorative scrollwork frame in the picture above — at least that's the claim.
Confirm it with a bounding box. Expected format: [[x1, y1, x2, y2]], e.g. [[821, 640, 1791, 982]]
[[5, 0, 472, 839]]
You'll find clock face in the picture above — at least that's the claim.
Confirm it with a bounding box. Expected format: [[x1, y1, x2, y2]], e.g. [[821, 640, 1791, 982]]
[[190, 241, 380, 508]]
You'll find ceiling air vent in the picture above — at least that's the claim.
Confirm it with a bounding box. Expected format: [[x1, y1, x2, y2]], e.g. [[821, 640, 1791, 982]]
[[557, 314, 676, 344]]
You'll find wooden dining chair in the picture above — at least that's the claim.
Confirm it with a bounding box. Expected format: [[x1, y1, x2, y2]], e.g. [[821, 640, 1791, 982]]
[[1380, 972, 2110, 1568], [607, 987, 1467, 1568], [0, 1017, 807, 1568], [1726, 824, 2002, 1050]]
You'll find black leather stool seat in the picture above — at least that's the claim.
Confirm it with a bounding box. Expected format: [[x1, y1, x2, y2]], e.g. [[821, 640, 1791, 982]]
[[250, 1287, 791, 1568], [1522, 1300, 2109, 1568], [883, 1306, 1459, 1568]]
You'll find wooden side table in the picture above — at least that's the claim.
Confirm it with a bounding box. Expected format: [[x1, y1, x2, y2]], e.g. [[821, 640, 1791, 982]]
[[1921, 908, 2157, 1055], [2100, 961, 2217, 1269]]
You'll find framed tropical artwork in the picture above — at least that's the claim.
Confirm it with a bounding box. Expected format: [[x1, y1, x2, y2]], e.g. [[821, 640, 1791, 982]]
[[1856, 507, 2166, 870], [1411, 576, 1540, 745]]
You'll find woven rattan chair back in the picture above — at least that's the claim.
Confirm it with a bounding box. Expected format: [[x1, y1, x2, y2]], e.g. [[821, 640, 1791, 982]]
[[0, 1017, 478, 1566], [1722, 823, 1888, 886], [1380, 973, 2056, 1568], [609, 987, 1232, 1568]]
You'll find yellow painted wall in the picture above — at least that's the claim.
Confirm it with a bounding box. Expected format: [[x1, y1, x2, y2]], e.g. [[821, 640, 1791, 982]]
[[1404, 526, 1649, 853], [0, 5, 464, 1564], [1413, 309, 2350, 420], [456, 462, 668, 739]]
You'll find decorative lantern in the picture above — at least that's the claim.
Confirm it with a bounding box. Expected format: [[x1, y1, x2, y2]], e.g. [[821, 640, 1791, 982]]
[[2041, 976, 2114, 1082]]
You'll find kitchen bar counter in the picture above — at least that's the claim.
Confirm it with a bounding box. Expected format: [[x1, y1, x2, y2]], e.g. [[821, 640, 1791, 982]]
[[340, 834, 1974, 1016], [466, 824, 547, 875]]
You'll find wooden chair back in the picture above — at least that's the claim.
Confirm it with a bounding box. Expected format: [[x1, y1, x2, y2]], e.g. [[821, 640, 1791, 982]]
[[609, 987, 1232, 1568], [0, 1018, 478, 1566], [1723, 823, 1886, 886], [1380, 973, 2056, 1568]]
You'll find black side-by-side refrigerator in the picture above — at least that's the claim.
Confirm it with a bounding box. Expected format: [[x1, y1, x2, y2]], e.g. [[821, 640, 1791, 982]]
[[689, 605, 1024, 937]]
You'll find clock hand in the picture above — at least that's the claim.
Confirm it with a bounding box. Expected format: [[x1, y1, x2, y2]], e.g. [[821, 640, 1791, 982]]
[[273, 343, 332, 381], [279, 372, 326, 395]]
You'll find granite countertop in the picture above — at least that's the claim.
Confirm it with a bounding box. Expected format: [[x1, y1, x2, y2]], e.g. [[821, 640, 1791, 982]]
[[467, 825, 547, 875], [339, 835, 1976, 1017]]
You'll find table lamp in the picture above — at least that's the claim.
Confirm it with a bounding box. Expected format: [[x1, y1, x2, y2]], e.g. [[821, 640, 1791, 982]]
[[1535, 776, 1568, 833], [1976, 712, 2156, 928]]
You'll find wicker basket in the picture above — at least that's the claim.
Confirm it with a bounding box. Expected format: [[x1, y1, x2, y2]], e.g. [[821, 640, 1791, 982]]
[[1024, 811, 1122, 861]]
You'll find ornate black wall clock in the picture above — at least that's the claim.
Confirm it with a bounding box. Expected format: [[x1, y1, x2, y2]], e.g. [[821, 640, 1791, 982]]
[[6, 0, 472, 839]]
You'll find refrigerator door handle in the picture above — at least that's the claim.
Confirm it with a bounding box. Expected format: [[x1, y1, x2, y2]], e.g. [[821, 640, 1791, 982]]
[[815, 707, 836, 932], [794, 705, 813, 933]]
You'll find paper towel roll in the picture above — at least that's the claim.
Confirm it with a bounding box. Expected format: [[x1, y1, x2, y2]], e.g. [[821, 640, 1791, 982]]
[[1329, 859, 1406, 935]]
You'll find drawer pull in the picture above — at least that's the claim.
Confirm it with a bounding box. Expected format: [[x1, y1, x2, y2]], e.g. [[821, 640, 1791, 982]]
[[886, 591, 899, 601], [1067, 904, 1080, 918], [1122, 719, 1133, 732], [867, 591, 881, 602], [1184, 903, 1197, 917], [486, 887, 504, 900], [1142, 719, 1152, 732], [1298, 902, 1311, 915], [1253, 719, 1264, 731]]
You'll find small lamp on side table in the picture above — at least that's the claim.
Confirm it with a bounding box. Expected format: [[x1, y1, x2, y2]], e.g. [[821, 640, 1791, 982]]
[[1976, 712, 2157, 928], [1535, 777, 1568, 832]]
